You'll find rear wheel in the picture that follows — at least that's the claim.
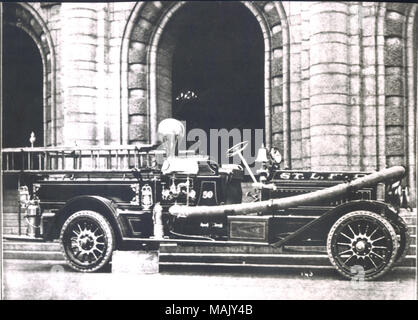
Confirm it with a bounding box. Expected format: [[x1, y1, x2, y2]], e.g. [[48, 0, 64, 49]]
[[60, 210, 115, 272], [327, 211, 398, 280]]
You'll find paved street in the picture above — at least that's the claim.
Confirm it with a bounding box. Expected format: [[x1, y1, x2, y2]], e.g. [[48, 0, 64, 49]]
[[2, 259, 416, 300]]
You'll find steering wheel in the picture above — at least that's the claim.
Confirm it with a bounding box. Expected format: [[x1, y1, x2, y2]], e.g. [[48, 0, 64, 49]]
[[226, 141, 249, 158]]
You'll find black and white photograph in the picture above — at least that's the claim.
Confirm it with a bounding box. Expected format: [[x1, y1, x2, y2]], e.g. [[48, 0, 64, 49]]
[[0, 1, 417, 302]]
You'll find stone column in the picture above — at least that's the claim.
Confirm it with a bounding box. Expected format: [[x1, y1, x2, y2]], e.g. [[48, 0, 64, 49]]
[[309, 2, 351, 171], [287, 1, 303, 169], [300, 2, 312, 169], [96, 3, 109, 145], [109, 2, 137, 145], [44, 4, 61, 146], [60, 3, 99, 145], [347, 2, 363, 171], [384, 10, 406, 168], [360, 3, 380, 171]]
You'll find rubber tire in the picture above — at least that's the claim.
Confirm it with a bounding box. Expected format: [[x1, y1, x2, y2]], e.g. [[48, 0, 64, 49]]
[[60, 210, 115, 272], [327, 210, 399, 281], [391, 216, 411, 265]]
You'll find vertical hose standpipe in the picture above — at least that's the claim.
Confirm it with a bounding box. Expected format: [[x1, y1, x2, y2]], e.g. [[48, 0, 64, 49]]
[[153, 203, 164, 239]]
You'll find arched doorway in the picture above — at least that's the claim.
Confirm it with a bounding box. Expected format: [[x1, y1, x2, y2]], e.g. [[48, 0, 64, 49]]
[[124, 1, 289, 164], [169, 2, 264, 147], [155, 1, 265, 166], [2, 2, 56, 147], [2, 25, 43, 147]]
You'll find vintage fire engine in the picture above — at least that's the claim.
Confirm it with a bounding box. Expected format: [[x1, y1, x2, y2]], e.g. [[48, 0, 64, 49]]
[[5, 118, 410, 280]]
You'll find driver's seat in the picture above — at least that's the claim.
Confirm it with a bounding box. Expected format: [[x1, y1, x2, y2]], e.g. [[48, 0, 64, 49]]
[[219, 164, 244, 181]]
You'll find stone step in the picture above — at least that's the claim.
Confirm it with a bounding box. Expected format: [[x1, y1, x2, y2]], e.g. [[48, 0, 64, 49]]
[[3, 240, 416, 255], [5, 259, 413, 274], [3, 193, 18, 199], [3, 227, 27, 235], [400, 210, 417, 224], [3, 241, 61, 252], [4, 249, 415, 268], [158, 252, 416, 267], [3, 219, 26, 227], [2, 197, 19, 203], [2, 241, 317, 254], [402, 217, 417, 225], [3, 219, 23, 226], [2, 205, 19, 210], [4, 250, 64, 261], [2, 202, 19, 208], [2, 193, 18, 198], [3, 188, 18, 193], [3, 242, 416, 267], [3, 212, 20, 218], [2, 207, 19, 213]]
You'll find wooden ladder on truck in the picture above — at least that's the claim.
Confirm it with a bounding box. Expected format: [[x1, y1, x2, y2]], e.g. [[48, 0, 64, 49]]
[[1, 145, 166, 236], [1, 145, 166, 174]]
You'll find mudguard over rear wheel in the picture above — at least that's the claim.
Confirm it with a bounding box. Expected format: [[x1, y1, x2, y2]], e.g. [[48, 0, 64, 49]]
[[60, 210, 115, 272], [327, 211, 399, 280], [391, 215, 411, 265]]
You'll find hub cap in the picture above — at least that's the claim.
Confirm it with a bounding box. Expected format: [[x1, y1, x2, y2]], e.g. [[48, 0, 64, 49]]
[[64, 219, 107, 266]]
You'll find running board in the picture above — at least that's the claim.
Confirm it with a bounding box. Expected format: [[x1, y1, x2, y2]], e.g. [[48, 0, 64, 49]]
[[121, 237, 272, 247]]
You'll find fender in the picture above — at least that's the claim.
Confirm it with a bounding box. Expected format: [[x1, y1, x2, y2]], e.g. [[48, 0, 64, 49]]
[[327, 200, 398, 223], [48, 195, 122, 243], [271, 200, 399, 247]]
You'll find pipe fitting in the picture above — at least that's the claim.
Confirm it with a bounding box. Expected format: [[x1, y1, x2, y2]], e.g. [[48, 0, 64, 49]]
[[153, 202, 164, 239]]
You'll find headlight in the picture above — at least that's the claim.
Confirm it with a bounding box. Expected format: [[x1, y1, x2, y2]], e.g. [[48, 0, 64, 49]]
[[391, 181, 401, 190], [394, 185, 402, 197], [387, 182, 403, 207]]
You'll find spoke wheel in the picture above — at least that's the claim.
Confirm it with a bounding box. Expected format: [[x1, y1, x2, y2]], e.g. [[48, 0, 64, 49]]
[[60, 210, 114, 272], [327, 211, 398, 280]]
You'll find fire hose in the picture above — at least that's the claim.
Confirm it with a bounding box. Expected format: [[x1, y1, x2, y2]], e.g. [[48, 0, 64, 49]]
[[168, 166, 405, 218]]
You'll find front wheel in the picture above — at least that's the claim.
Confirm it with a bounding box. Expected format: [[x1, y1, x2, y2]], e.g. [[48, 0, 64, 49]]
[[327, 211, 399, 280], [60, 210, 115, 272]]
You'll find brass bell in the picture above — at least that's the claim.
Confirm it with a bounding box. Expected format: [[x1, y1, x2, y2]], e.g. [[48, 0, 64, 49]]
[[255, 144, 269, 163]]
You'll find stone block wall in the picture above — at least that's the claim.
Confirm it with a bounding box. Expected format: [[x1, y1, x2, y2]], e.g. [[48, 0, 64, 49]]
[[2, 1, 417, 203], [284, 2, 382, 172], [280, 2, 416, 204]]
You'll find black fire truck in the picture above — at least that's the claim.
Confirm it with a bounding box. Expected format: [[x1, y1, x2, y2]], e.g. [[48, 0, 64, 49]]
[[2, 119, 410, 280]]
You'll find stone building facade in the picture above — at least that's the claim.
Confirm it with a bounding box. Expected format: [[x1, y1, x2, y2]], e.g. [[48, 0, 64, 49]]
[[2, 1, 417, 204]]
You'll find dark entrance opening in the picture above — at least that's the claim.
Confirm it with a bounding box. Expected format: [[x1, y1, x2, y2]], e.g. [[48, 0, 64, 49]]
[[171, 2, 264, 162], [2, 25, 43, 148]]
